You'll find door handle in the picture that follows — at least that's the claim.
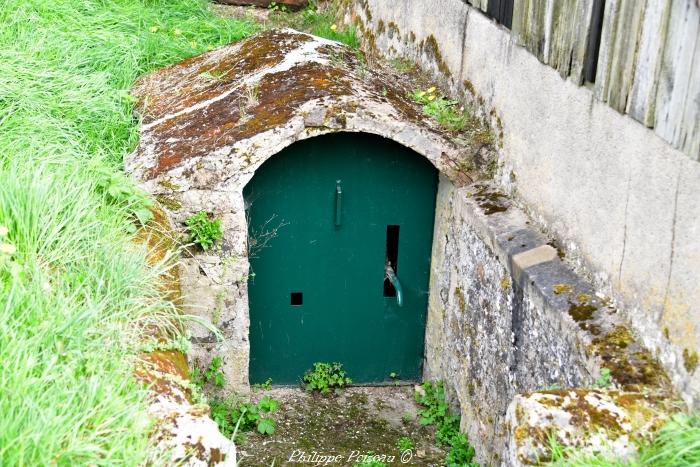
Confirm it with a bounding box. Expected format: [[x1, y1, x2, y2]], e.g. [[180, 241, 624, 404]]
[[385, 263, 404, 307], [335, 180, 342, 227]]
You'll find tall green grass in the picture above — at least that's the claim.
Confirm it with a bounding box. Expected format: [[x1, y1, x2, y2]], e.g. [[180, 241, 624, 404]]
[[548, 413, 700, 466], [0, 0, 257, 464], [267, 0, 359, 48]]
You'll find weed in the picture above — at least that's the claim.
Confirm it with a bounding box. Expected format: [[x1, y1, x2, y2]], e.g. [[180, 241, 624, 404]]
[[185, 211, 223, 250], [410, 88, 470, 133], [594, 368, 612, 389], [397, 436, 414, 452], [389, 371, 400, 386], [415, 381, 477, 466], [210, 394, 279, 439], [139, 333, 191, 354], [303, 362, 353, 394], [253, 378, 274, 390], [353, 452, 387, 467], [390, 57, 416, 73], [191, 356, 226, 389], [445, 433, 477, 467], [95, 168, 154, 230], [244, 84, 260, 108], [268, 1, 290, 13]]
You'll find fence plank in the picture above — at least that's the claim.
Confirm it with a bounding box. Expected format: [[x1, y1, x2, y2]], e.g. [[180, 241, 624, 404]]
[[548, 0, 594, 83], [595, 0, 647, 112], [627, 0, 672, 127], [680, 39, 700, 159], [654, 0, 700, 160], [466, 0, 489, 13], [512, 0, 549, 60]]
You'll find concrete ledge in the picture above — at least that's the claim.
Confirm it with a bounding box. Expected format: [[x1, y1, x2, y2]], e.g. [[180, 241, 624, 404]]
[[426, 179, 677, 465], [505, 389, 678, 465]]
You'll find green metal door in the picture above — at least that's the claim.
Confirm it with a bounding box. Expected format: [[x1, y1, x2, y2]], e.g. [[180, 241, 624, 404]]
[[245, 133, 437, 384]]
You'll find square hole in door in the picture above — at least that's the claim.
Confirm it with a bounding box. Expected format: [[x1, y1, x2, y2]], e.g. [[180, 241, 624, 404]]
[[290, 292, 303, 305]]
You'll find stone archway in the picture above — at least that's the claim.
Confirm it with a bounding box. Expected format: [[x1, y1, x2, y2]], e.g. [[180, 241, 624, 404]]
[[126, 28, 485, 389], [127, 28, 675, 464]]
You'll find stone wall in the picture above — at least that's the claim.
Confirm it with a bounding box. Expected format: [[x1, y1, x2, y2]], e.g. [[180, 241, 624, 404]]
[[344, 0, 700, 408], [424, 176, 674, 465]]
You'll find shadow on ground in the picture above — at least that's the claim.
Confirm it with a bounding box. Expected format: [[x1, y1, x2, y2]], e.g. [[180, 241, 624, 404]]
[[239, 386, 448, 466]]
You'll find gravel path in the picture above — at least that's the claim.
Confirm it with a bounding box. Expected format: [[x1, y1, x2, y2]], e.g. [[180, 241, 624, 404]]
[[238, 386, 448, 466]]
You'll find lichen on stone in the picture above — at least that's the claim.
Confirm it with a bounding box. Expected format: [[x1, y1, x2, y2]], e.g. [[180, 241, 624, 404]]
[[683, 348, 699, 373]]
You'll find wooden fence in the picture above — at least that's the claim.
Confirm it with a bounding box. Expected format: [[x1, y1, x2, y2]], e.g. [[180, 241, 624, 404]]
[[466, 0, 699, 160]]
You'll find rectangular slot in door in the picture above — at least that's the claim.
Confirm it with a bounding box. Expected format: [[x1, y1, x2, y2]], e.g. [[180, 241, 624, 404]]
[[384, 225, 400, 297], [290, 292, 303, 305]]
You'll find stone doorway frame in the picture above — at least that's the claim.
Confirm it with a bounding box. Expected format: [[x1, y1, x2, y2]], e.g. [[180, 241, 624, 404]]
[[125, 29, 482, 390]]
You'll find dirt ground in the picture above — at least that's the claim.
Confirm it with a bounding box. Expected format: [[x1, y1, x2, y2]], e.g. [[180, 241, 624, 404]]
[[237, 386, 448, 466]]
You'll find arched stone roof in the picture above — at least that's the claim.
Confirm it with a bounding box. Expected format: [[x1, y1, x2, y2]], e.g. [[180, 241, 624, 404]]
[[126, 28, 484, 190]]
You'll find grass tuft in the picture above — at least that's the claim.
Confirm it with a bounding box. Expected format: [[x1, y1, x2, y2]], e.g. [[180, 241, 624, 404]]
[[548, 413, 700, 466]]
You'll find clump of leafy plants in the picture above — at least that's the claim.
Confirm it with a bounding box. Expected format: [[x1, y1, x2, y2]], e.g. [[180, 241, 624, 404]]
[[353, 452, 387, 467], [397, 436, 414, 452], [391, 57, 415, 73], [303, 362, 353, 394], [410, 87, 471, 133], [210, 395, 279, 439], [253, 377, 273, 390], [415, 381, 477, 467], [185, 211, 223, 250], [594, 367, 612, 388], [190, 358, 279, 438], [191, 356, 226, 390], [95, 168, 154, 231]]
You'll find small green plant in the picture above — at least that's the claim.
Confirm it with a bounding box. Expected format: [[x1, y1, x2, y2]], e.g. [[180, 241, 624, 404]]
[[253, 378, 273, 390], [389, 371, 400, 386], [185, 211, 223, 250], [594, 368, 612, 389], [415, 380, 449, 426], [95, 169, 154, 231], [190, 356, 226, 390], [268, 1, 289, 13], [353, 452, 386, 467], [445, 433, 477, 467], [390, 57, 415, 73], [209, 394, 279, 439], [409, 88, 471, 133], [205, 356, 226, 387], [415, 381, 478, 467], [303, 362, 352, 394], [139, 333, 191, 354], [397, 436, 414, 452]]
